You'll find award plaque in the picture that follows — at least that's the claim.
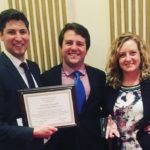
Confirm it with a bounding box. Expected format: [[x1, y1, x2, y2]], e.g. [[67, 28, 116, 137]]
[[17, 85, 78, 128]]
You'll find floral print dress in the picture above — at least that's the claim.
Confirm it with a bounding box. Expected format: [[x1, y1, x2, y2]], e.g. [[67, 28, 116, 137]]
[[114, 84, 143, 150]]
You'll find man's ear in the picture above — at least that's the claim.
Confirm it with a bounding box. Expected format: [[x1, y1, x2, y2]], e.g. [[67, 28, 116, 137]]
[[0, 32, 4, 41]]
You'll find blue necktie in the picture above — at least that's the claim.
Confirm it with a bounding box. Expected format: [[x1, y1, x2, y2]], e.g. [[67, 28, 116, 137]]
[[74, 71, 86, 114], [20, 62, 35, 88]]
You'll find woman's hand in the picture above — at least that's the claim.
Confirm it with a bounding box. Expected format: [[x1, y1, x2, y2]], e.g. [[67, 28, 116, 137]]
[[105, 115, 120, 139], [144, 123, 150, 134]]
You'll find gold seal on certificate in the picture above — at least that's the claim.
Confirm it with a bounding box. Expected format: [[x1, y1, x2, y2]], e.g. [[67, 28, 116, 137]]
[[17, 85, 78, 128]]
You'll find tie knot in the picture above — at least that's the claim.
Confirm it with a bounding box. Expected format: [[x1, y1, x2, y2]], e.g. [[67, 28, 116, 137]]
[[20, 62, 35, 88], [20, 62, 29, 71], [74, 71, 81, 79]]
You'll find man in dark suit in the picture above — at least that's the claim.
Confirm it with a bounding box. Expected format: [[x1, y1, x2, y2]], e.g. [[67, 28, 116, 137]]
[[41, 23, 107, 150], [0, 8, 57, 150]]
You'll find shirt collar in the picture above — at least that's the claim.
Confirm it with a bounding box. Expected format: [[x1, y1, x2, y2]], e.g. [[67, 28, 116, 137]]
[[62, 62, 86, 76], [4, 50, 27, 69]]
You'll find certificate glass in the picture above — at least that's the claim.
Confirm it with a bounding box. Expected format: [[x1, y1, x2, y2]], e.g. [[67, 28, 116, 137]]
[[17, 85, 78, 128], [99, 117, 108, 137]]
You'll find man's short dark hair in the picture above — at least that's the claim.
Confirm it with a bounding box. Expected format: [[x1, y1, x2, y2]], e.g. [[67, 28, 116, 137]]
[[59, 23, 91, 50], [0, 8, 29, 32]]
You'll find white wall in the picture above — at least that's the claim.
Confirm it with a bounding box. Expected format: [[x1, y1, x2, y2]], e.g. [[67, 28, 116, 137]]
[[66, 0, 110, 71], [0, 0, 8, 11]]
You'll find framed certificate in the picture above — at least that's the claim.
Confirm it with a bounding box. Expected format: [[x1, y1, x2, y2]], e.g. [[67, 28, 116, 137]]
[[17, 85, 78, 128]]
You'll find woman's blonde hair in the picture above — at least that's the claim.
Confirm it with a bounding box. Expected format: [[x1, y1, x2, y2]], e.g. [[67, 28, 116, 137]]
[[106, 32, 150, 89]]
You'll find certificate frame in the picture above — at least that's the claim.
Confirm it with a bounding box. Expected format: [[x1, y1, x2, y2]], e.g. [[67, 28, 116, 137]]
[[17, 85, 78, 128]]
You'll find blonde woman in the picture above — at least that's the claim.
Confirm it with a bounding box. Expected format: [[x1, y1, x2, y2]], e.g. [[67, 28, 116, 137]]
[[104, 32, 150, 150]]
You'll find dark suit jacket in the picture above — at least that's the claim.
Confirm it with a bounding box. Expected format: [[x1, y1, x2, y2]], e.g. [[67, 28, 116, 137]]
[[0, 52, 44, 150], [104, 80, 150, 150], [41, 64, 107, 150]]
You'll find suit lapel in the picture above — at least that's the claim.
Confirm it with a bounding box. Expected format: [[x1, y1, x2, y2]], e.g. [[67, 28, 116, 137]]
[[141, 80, 150, 118], [27, 61, 41, 87], [79, 66, 95, 113], [0, 52, 27, 89], [55, 64, 63, 85], [85, 66, 95, 102], [108, 87, 119, 114]]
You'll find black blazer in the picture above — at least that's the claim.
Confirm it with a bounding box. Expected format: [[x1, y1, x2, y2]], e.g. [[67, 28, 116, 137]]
[[0, 52, 43, 150], [104, 80, 150, 150], [41, 64, 107, 150]]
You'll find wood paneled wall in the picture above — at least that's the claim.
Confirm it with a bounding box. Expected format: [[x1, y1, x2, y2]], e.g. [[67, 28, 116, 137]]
[[109, 0, 150, 46]]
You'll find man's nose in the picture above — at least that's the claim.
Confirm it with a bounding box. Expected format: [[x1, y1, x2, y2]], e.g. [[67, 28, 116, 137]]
[[71, 43, 77, 49], [15, 33, 22, 41]]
